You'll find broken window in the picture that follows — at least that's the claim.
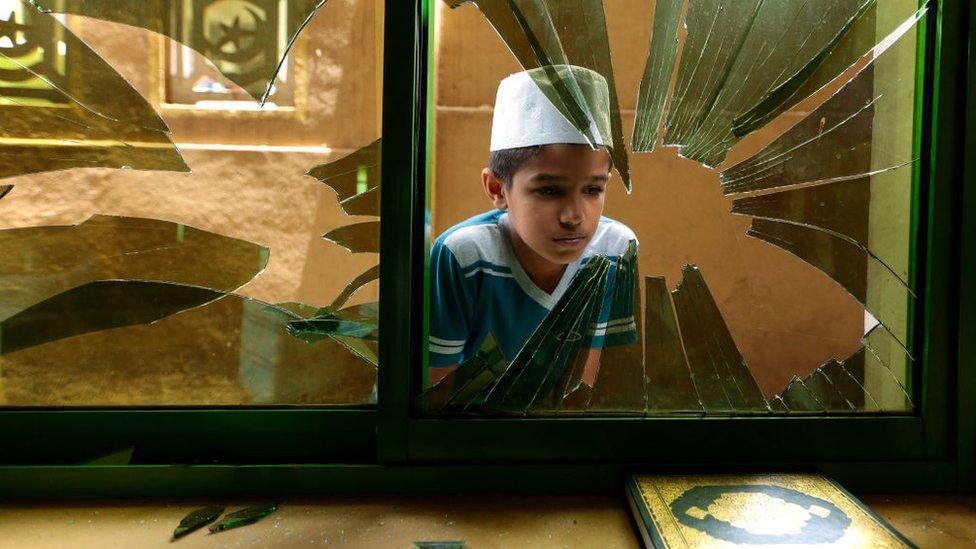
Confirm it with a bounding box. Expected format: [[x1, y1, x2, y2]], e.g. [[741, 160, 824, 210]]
[[0, 0, 382, 406], [427, 0, 924, 415]]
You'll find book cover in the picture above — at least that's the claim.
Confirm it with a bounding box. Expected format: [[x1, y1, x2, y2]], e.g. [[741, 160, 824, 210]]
[[627, 474, 914, 548]]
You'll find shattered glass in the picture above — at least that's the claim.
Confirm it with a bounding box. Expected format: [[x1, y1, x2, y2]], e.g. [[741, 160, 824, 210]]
[[29, 0, 327, 103], [308, 139, 381, 217], [0, 215, 268, 321], [1, 0, 382, 406], [671, 265, 768, 414], [0, 282, 377, 405], [633, 0, 922, 167], [0, 0, 187, 179], [642, 276, 701, 414], [429, 0, 925, 416], [444, 0, 631, 191]]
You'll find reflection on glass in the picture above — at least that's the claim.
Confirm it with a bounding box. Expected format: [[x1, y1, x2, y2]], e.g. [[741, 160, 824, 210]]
[[31, 0, 327, 102]]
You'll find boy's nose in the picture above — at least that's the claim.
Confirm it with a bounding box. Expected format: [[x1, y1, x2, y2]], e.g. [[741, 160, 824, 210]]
[[559, 197, 584, 226]]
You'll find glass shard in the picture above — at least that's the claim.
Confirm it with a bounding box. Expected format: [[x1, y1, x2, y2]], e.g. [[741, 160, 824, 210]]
[[173, 505, 224, 540], [631, 0, 682, 153], [732, 1, 925, 138], [779, 376, 826, 413], [323, 264, 380, 312], [482, 256, 611, 413], [804, 367, 856, 412], [30, 0, 327, 103], [662, 0, 764, 155], [0, 0, 187, 178], [643, 275, 702, 414], [819, 358, 878, 412], [286, 303, 378, 344], [419, 332, 508, 414], [1, 284, 376, 405], [862, 323, 913, 409], [720, 8, 924, 193], [670, 265, 768, 414], [587, 242, 645, 413], [746, 218, 912, 348], [83, 446, 134, 465], [307, 139, 381, 217], [0, 280, 222, 355], [322, 221, 379, 254], [538, 0, 631, 191], [730, 163, 914, 283], [0, 185, 12, 200], [447, 0, 631, 190], [680, 0, 883, 165], [209, 502, 279, 534], [0, 215, 269, 322]]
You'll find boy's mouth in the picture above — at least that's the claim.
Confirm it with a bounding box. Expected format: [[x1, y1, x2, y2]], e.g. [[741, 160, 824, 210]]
[[552, 234, 586, 248]]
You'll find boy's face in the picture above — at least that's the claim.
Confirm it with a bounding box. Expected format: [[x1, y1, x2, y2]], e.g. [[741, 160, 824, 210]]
[[485, 144, 611, 267]]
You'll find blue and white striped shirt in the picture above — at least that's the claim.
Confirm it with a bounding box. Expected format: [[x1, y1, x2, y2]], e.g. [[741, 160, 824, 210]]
[[429, 210, 638, 369]]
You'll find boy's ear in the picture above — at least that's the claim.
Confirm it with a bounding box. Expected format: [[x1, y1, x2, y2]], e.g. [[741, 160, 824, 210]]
[[482, 168, 508, 210]]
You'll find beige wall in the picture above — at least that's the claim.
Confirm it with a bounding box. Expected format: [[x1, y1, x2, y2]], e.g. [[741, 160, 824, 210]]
[[432, 1, 867, 396]]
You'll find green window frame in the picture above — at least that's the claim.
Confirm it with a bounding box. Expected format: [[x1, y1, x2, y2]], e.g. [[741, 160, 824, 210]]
[[0, 0, 972, 498]]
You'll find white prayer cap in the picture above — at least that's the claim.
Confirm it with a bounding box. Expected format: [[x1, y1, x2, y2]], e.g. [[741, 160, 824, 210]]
[[490, 65, 612, 152]]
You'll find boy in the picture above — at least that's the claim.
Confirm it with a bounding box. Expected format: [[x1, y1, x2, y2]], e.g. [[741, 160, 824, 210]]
[[429, 65, 637, 387]]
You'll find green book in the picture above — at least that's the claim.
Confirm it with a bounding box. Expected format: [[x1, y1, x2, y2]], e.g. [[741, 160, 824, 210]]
[[626, 474, 915, 548]]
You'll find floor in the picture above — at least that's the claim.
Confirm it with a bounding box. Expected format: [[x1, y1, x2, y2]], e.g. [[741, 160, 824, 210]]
[[0, 494, 973, 548]]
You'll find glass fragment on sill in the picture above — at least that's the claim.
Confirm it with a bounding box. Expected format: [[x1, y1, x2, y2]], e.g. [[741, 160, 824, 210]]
[[29, 0, 327, 103], [0, 0, 186, 178], [322, 220, 379, 254], [642, 275, 702, 414], [307, 139, 381, 217], [721, 6, 923, 194], [209, 503, 279, 534], [587, 241, 646, 413], [632, 0, 923, 167], [670, 265, 768, 414], [730, 163, 914, 283], [0, 215, 269, 322], [173, 505, 225, 540], [445, 0, 631, 191], [746, 218, 912, 348], [83, 446, 134, 465], [0, 282, 376, 405], [631, 0, 682, 153], [0, 185, 12, 200]]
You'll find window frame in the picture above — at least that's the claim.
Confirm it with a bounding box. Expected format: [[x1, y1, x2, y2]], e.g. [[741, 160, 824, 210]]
[[0, 0, 971, 496]]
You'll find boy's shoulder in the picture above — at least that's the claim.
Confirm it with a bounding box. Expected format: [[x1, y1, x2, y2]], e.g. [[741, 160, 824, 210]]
[[432, 210, 508, 268], [587, 216, 638, 258]]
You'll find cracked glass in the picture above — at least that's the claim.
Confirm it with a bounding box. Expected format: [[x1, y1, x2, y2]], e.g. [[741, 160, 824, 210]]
[[0, 0, 383, 406], [428, 0, 924, 416]]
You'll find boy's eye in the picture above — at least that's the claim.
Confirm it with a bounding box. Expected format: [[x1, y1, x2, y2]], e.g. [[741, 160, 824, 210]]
[[583, 186, 605, 195], [534, 186, 561, 197]]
